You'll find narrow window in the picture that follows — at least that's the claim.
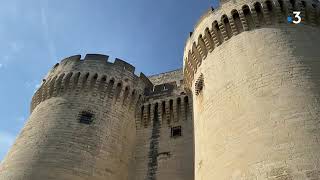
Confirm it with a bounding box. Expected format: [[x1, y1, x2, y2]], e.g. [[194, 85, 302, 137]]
[[79, 111, 94, 125], [277, 0, 285, 15], [232, 9, 244, 33], [171, 126, 182, 138], [184, 96, 189, 120], [198, 35, 208, 57], [243, 5, 255, 29], [195, 74, 204, 96], [98, 76, 107, 91], [289, 0, 296, 10], [82, 73, 90, 88], [222, 15, 232, 39], [90, 74, 98, 89], [73, 72, 81, 89], [114, 83, 122, 102], [123, 86, 130, 104], [192, 42, 201, 65], [204, 28, 215, 51], [106, 79, 115, 96], [265, 0, 275, 23], [213, 21, 223, 44], [53, 63, 59, 69], [254, 2, 265, 25], [301, 1, 308, 22], [49, 76, 57, 96], [163, 84, 168, 91], [141, 105, 145, 123], [169, 99, 174, 122], [177, 98, 181, 121], [162, 101, 166, 119], [56, 73, 65, 94], [146, 104, 151, 127], [64, 72, 73, 91], [129, 90, 136, 107]]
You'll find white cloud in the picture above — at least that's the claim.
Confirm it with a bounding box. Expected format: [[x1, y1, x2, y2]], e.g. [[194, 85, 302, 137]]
[[41, 6, 56, 62], [0, 132, 15, 146], [17, 116, 25, 122], [0, 64, 2, 68], [9, 41, 23, 52], [25, 80, 42, 93], [25, 80, 41, 88], [34, 83, 41, 93], [35, 83, 41, 89], [0, 131, 16, 162], [3, 55, 10, 61]]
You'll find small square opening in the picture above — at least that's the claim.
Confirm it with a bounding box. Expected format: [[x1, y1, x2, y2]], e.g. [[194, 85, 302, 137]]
[[79, 111, 94, 125], [171, 126, 182, 138]]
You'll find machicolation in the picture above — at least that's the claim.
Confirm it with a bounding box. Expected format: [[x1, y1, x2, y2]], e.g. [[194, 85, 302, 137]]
[[31, 54, 151, 113], [1, 0, 320, 179], [183, 0, 320, 88]]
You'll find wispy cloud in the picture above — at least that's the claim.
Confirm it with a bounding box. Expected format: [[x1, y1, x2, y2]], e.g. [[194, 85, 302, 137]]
[[0, 131, 16, 162], [35, 83, 41, 90], [25, 80, 42, 94], [25, 80, 40, 88], [17, 116, 26, 122], [0, 132, 15, 146], [41, 4, 56, 62], [0, 41, 24, 67], [9, 41, 23, 53]]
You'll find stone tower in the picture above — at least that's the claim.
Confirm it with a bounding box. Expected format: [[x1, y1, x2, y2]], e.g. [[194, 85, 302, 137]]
[[132, 70, 194, 180], [183, 0, 320, 179], [0, 54, 151, 180], [0, 54, 195, 180], [1, 0, 320, 179]]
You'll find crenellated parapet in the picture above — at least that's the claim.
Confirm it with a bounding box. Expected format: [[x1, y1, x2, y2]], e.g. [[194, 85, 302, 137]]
[[31, 54, 151, 113], [183, 0, 320, 89], [137, 95, 192, 128]]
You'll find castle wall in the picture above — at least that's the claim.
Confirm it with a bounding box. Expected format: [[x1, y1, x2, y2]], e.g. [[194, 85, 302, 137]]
[[0, 54, 146, 180], [131, 71, 195, 180], [183, 0, 320, 178], [193, 26, 320, 179], [3, 0, 320, 179]]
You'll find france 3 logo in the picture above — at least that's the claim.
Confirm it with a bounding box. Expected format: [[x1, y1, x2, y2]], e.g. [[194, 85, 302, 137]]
[[287, 11, 302, 24]]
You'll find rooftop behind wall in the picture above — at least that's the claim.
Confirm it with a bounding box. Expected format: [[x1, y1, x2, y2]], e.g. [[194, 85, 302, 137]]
[[148, 69, 183, 86]]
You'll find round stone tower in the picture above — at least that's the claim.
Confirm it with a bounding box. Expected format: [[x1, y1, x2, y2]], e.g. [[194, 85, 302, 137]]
[[0, 54, 150, 180], [184, 0, 320, 179]]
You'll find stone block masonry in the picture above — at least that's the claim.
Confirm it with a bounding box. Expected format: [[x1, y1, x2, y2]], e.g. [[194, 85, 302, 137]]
[[1, 0, 320, 179], [184, 0, 320, 179]]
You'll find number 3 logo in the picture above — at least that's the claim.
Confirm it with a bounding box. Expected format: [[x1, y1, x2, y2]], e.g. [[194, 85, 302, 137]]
[[293, 11, 301, 24]]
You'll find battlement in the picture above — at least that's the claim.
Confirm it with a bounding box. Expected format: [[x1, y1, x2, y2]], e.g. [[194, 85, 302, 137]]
[[148, 68, 183, 86], [49, 54, 143, 79], [193, 7, 215, 31], [145, 69, 186, 97], [84, 54, 109, 61], [114, 58, 136, 73], [183, 0, 320, 88], [31, 54, 151, 113], [136, 95, 192, 128]]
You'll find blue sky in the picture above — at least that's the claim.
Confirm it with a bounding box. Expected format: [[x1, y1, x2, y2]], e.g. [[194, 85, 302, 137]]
[[0, 0, 218, 161]]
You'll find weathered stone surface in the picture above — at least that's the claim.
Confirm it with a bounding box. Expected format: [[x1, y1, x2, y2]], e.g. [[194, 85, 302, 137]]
[[184, 0, 320, 179], [1, 0, 320, 179]]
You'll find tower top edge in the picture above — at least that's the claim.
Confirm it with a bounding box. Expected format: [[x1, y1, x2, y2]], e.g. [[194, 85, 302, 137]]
[[54, 53, 139, 74], [44, 53, 153, 86]]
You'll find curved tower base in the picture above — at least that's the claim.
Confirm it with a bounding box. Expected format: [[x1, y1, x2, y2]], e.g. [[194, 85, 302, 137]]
[[183, 0, 320, 179], [0, 55, 146, 180], [194, 26, 320, 179]]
